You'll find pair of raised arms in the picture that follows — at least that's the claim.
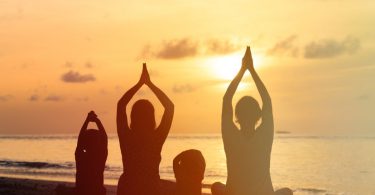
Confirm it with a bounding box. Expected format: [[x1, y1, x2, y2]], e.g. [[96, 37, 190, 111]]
[[116, 63, 174, 141], [222, 47, 273, 132]]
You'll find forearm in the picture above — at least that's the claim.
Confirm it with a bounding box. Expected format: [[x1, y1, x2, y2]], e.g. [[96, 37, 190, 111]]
[[94, 119, 104, 131], [249, 67, 271, 104], [118, 82, 142, 107], [148, 82, 173, 108], [224, 68, 246, 100], [77, 118, 89, 150]]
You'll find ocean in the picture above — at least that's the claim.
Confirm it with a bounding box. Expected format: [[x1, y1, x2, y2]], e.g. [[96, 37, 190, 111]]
[[0, 134, 374, 194]]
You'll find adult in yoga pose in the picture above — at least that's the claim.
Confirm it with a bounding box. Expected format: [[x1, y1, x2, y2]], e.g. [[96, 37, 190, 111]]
[[211, 47, 292, 195], [117, 63, 174, 195]]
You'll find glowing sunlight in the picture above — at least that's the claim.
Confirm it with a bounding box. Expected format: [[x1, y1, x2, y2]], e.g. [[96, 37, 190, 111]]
[[205, 52, 265, 81]]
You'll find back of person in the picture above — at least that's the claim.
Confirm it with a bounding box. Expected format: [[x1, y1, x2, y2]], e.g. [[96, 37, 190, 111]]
[[224, 128, 273, 195], [118, 133, 163, 195], [75, 111, 108, 195]]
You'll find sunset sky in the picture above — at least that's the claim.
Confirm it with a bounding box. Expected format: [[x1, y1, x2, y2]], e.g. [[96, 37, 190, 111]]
[[0, 0, 374, 135]]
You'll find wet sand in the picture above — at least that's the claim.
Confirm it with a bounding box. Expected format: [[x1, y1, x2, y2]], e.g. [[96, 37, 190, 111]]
[[0, 176, 211, 195]]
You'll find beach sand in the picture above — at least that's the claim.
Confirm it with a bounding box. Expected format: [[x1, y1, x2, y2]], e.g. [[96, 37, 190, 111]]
[[0, 177, 211, 195]]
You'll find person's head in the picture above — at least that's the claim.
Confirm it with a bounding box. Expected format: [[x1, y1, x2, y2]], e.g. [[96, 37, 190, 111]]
[[235, 96, 261, 129], [174, 149, 206, 184], [130, 99, 156, 132]]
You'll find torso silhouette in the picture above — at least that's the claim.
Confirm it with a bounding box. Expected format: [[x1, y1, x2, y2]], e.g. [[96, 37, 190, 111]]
[[76, 129, 107, 195], [117, 63, 174, 195], [118, 131, 164, 195], [223, 123, 274, 195]]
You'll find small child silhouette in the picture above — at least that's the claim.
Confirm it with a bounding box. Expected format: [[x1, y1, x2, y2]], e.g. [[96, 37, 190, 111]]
[[75, 111, 108, 195], [173, 149, 206, 195]]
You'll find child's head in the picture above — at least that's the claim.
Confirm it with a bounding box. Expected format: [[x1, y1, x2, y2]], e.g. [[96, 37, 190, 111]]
[[174, 149, 206, 184]]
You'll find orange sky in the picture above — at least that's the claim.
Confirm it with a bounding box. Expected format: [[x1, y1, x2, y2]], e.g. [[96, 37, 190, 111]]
[[0, 0, 374, 135]]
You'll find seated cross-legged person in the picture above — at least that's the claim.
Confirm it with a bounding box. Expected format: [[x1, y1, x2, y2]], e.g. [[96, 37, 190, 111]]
[[211, 47, 293, 195]]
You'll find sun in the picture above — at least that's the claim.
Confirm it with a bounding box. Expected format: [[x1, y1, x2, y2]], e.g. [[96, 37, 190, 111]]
[[205, 52, 265, 81]]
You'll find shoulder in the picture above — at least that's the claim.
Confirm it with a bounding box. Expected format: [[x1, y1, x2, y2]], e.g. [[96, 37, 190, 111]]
[[255, 123, 274, 145], [222, 125, 240, 145]]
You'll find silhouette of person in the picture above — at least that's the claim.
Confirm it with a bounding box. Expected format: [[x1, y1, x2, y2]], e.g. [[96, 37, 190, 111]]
[[116, 63, 174, 195], [173, 149, 206, 195], [211, 47, 293, 195], [75, 111, 108, 195]]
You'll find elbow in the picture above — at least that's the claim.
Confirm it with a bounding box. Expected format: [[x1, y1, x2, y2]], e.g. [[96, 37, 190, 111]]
[[165, 101, 174, 112], [223, 92, 232, 101], [117, 100, 126, 110]]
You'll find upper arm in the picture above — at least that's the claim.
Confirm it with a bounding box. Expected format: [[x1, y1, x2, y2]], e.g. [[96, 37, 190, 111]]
[[257, 98, 274, 144], [117, 102, 130, 142], [156, 103, 174, 142], [260, 98, 273, 131], [222, 97, 238, 142]]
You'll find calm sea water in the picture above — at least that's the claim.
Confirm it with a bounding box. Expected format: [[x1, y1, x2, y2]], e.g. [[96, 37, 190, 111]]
[[0, 134, 374, 194]]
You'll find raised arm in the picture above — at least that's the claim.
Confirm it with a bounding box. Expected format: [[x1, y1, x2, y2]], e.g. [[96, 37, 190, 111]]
[[117, 81, 142, 138], [76, 111, 96, 155], [93, 114, 108, 142], [222, 53, 247, 134], [91, 114, 108, 162], [143, 64, 174, 141], [117, 65, 149, 138], [246, 46, 273, 129]]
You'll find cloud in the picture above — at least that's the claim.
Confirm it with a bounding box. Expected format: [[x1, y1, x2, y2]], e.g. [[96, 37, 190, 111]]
[[29, 94, 39, 101], [44, 95, 64, 102], [155, 38, 199, 59], [61, 70, 96, 83], [357, 94, 371, 101], [172, 84, 195, 93], [0, 95, 13, 102], [140, 38, 241, 59], [304, 36, 360, 59], [267, 35, 299, 57], [76, 97, 89, 102], [205, 39, 242, 55], [64, 61, 73, 68], [85, 62, 93, 68], [0, 8, 23, 22]]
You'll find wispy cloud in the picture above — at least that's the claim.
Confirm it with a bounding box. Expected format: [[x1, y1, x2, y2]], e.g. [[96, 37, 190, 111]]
[[61, 70, 96, 83], [0, 94, 13, 102], [205, 39, 242, 55], [172, 84, 195, 93], [267, 35, 299, 57], [29, 94, 39, 101], [155, 38, 199, 59], [267, 36, 360, 59], [44, 95, 64, 102], [304, 36, 360, 59], [76, 97, 89, 102], [140, 38, 241, 59], [85, 62, 94, 68], [64, 61, 73, 68], [357, 94, 371, 101]]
